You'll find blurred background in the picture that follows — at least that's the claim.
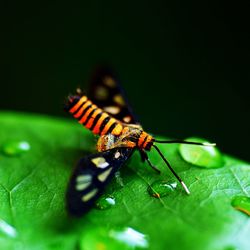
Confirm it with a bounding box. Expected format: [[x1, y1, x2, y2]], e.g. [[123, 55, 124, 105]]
[[1, 1, 249, 160]]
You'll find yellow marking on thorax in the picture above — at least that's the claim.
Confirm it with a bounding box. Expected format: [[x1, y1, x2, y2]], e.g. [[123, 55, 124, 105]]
[[126, 141, 137, 148], [111, 123, 123, 136]]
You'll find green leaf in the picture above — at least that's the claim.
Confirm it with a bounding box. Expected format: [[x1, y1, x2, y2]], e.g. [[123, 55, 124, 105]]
[[0, 112, 249, 250]]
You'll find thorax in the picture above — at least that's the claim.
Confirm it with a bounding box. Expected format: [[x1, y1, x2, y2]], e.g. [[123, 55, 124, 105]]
[[96, 123, 154, 152]]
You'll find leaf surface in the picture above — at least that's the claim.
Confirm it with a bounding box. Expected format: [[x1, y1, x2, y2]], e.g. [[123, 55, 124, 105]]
[[0, 112, 249, 250]]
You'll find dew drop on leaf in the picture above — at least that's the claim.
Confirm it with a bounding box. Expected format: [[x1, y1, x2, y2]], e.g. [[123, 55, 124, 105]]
[[231, 196, 250, 216], [0, 219, 17, 238], [95, 195, 116, 210], [79, 226, 149, 250], [148, 180, 177, 198], [179, 137, 224, 168], [109, 227, 149, 249], [2, 141, 30, 156]]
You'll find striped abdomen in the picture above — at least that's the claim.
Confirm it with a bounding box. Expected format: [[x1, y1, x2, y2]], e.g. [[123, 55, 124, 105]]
[[67, 95, 123, 136]]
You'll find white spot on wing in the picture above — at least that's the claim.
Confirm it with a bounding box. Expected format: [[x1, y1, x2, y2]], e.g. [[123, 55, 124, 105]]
[[103, 106, 120, 115], [103, 76, 116, 87], [75, 174, 92, 191], [76, 175, 92, 183], [82, 188, 98, 202], [76, 182, 91, 191], [113, 94, 125, 106], [114, 151, 121, 159], [91, 157, 109, 168], [123, 116, 132, 123], [98, 168, 113, 182], [95, 86, 108, 100]]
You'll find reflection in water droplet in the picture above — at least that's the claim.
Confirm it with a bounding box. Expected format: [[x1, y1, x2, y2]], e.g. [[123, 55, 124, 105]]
[[148, 180, 177, 198], [110, 227, 148, 249], [2, 141, 30, 156], [79, 226, 149, 250], [0, 219, 17, 238], [95, 196, 116, 210], [179, 137, 224, 168], [231, 196, 250, 216]]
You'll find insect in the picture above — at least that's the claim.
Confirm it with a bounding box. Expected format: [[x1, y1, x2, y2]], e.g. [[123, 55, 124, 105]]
[[65, 67, 215, 216]]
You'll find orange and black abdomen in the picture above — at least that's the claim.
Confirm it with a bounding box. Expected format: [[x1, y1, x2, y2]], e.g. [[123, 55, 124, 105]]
[[66, 95, 123, 136]]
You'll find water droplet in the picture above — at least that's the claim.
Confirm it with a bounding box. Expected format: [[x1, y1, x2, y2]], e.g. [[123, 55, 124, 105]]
[[0, 219, 17, 238], [179, 137, 224, 168], [95, 195, 116, 210], [2, 141, 30, 156], [79, 226, 149, 250], [110, 227, 148, 249], [231, 196, 250, 216], [148, 180, 177, 198]]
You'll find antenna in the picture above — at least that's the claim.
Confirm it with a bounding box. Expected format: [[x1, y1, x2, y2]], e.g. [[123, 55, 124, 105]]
[[154, 139, 216, 147]]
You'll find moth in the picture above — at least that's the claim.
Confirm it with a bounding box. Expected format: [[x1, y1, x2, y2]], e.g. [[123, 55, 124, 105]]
[[65, 67, 215, 216]]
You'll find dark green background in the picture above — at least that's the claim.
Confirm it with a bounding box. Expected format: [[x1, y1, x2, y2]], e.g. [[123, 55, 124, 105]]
[[1, 1, 250, 160]]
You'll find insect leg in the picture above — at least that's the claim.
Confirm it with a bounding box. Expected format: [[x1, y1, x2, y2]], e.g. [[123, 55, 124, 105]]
[[140, 149, 161, 174], [153, 145, 190, 195], [114, 171, 124, 187], [139, 150, 146, 162]]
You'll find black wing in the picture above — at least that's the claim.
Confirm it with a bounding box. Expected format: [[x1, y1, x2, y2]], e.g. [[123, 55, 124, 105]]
[[66, 147, 134, 216], [88, 67, 140, 125]]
